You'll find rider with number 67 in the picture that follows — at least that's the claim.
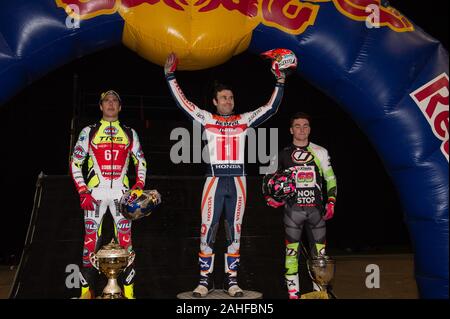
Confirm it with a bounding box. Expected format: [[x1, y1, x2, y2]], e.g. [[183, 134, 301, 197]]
[[70, 90, 147, 299]]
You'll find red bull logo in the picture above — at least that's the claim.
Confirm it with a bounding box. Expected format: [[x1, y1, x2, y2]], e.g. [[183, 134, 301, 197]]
[[127, 190, 140, 204], [410, 73, 449, 161], [56, 0, 412, 34], [56, 0, 413, 70], [56, 0, 320, 35]]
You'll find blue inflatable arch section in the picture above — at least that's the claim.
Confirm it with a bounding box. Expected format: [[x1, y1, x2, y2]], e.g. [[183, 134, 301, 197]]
[[0, 1, 447, 298]]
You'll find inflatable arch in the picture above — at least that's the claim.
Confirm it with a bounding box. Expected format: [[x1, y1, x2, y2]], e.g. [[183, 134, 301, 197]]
[[0, 0, 447, 298]]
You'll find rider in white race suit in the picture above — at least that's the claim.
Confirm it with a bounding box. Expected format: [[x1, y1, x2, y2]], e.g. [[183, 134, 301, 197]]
[[70, 90, 147, 299], [164, 52, 287, 297]]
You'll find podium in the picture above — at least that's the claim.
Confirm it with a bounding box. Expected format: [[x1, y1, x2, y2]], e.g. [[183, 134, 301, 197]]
[[177, 290, 263, 299]]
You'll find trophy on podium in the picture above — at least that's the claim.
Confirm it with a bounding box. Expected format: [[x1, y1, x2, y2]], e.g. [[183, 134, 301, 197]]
[[301, 256, 336, 299], [309, 256, 336, 290], [89, 239, 135, 299]]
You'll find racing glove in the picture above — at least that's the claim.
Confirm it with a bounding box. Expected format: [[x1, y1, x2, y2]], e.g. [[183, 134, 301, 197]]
[[79, 191, 97, 211], [265, 195, 285, 208], [131, 181, 144, 190], [271, 62, 286, 83], [164, 52, 178, 76], [323, 199, 335, 220]]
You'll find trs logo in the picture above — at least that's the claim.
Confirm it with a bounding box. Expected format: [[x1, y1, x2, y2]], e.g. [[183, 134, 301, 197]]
[[410, 73, 449, 161]]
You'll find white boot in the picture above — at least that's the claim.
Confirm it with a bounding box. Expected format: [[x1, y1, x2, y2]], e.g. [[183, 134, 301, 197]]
[[285, 274, 300, 299]]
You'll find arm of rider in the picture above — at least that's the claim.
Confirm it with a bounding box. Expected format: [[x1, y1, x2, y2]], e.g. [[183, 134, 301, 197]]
[[78, 185, 97, 211], [164, 52, 178, 77], [265, 195, 286, 208], [323, 198, 335, 220], [132, 181, 144, 190], [129, 129, 147, 190]]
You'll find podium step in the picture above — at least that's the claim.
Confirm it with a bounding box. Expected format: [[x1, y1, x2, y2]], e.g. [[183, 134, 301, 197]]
[[177, 290, 262, 299]]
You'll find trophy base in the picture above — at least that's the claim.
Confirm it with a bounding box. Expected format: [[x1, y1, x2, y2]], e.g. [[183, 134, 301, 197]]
[[300, 291, 329, 299], [177, 290, 262, 299], [97, 293, 124, 299]]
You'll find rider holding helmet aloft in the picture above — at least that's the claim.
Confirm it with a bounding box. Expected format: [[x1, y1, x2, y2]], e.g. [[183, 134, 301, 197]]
[[164, 49, 296, 298]]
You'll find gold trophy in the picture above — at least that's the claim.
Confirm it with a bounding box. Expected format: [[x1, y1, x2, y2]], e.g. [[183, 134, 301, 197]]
[[302, 256, 336, 299], [89, 239, 135, 299]]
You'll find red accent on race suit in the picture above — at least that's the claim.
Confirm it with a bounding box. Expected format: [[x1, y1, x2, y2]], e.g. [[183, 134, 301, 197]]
[[91, 142, 129, 180], [70, 120, 146, 192]]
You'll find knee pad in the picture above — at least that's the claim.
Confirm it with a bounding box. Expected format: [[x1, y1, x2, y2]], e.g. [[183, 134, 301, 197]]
[[204, 223, 219, 251], [285, 242, 299, 275]]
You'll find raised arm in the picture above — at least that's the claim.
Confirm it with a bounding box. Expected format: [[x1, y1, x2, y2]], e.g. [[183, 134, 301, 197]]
[[244, 81, 285, 128], [164, 53, 209, 125]]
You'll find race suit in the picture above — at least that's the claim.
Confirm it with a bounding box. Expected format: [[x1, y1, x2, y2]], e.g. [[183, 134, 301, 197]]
[[277, 142, 336, 297], [166, 73, 284, 277], [70, 119, 147, 288]]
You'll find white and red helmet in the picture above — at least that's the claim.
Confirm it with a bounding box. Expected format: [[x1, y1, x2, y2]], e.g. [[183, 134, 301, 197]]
[[261, 48, 298, 78]]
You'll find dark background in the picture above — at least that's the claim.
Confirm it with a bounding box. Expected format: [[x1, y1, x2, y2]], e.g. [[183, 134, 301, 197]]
[[0, 1, 448, 265]]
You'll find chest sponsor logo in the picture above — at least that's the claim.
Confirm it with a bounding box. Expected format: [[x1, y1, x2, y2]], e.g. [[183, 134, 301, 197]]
[[291, 149, 314, 164], [295, 166, 316, 188], [104, 126, 119, 136], [117, 219, 132, 234], [296, 189, 316, 205]]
